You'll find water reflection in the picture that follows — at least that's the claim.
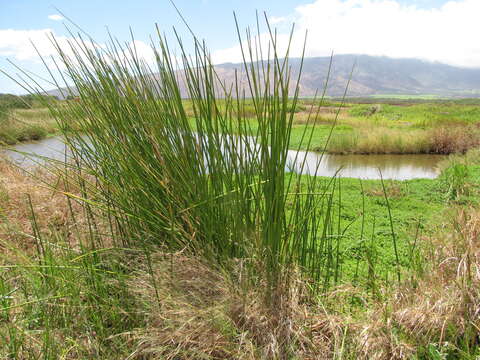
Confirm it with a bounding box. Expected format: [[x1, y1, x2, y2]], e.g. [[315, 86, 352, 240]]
[[286, 151, 444, 180], [4, 137, 71, 166], [4, 136, 445, 180]]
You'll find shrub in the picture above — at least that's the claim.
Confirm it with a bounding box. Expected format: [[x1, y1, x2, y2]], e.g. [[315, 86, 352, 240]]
[[430, 125, 480, 154]]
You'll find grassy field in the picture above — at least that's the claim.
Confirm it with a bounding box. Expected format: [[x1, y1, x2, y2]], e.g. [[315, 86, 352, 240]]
[[0, 108, 58, 144], [3, 95, 480, 155], [291, 101, 480, 154], [2, 23, 480, 359], [182, 99, 480, 154]]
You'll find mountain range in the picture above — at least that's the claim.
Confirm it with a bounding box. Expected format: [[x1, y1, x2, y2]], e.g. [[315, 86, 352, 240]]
[[46, 54, 480, 99]]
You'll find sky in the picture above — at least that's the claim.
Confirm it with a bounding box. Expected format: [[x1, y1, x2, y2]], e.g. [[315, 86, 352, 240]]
[[0, 0, 477, 93]]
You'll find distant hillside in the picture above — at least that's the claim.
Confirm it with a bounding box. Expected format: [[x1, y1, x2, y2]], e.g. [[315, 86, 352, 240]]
[[295, 55, 480, 97], [46, 55, 480, 99]]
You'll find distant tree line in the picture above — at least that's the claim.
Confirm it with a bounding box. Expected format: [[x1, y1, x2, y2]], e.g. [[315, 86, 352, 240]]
[[0, 93, 56, 109], [0, 94, 59, 121]]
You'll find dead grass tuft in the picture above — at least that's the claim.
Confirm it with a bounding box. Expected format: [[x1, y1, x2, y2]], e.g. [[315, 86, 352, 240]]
[[0, 158, 84, 253], [363, 181, 406, 198], [392, 208, 480, 346], [129, 254, 254, 359], [357, 314, 415, 360], [430, 125, 480, 154], [130, 255, 350, 359], [356, 207, 480, 358]]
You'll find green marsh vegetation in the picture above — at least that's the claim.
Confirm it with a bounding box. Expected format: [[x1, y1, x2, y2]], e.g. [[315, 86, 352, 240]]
[[295, 101, 480, 154], [179, 97, 480, 155], [2, 17, 480, 359], [3, 91, 480, 155], [0, 94, 58, 144]]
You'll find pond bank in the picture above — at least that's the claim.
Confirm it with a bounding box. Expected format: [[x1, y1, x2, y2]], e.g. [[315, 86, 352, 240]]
[[0, 108, 58, 145]]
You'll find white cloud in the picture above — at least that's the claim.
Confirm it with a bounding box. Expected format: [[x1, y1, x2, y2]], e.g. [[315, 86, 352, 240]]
[[212, 0, 480, 68], [269, 16, 287, 25], [212, 31, 295, 65], [0, 28, 160, 93], [0, 29, 108, 70], [126, 40, 156, 66], [48, 14, 64, 21], [0, 29, 57, 61], [0, 28, 155, 66]]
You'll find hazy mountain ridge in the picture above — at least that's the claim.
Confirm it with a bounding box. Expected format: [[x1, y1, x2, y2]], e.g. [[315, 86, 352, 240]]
[[46, 55, 480, 98]]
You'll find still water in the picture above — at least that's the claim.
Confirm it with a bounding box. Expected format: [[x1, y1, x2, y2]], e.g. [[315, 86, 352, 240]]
[[3, 136, 445, 180]]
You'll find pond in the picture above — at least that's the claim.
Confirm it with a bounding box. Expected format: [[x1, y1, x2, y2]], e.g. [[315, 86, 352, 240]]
[[3, 136, 446, 180]]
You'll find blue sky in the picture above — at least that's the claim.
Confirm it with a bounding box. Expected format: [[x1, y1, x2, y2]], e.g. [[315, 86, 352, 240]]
[[0, 0, 474, 93]]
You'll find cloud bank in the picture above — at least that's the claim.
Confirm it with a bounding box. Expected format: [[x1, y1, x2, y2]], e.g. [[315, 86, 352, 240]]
[[212, 0, 480, 68], [1, 0, 479, 71], [0, 29, 155, 65]]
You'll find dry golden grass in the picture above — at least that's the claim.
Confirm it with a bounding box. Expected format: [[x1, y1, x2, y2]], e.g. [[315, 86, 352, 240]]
[[130, 254, 249, 359], [0, 158, 84, 253], [392, 208, 480, 346], [353, 207, 480, 359], [293, 107, 350, 125], [129, 254, 349, 360], [356, 315, 415, 360]]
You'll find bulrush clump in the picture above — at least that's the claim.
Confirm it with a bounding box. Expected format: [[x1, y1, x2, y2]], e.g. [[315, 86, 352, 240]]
[[5, 11, 480, 358]]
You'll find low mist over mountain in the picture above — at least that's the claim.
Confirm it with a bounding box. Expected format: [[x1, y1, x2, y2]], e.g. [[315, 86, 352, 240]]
[[47, 55, 480, 99]]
